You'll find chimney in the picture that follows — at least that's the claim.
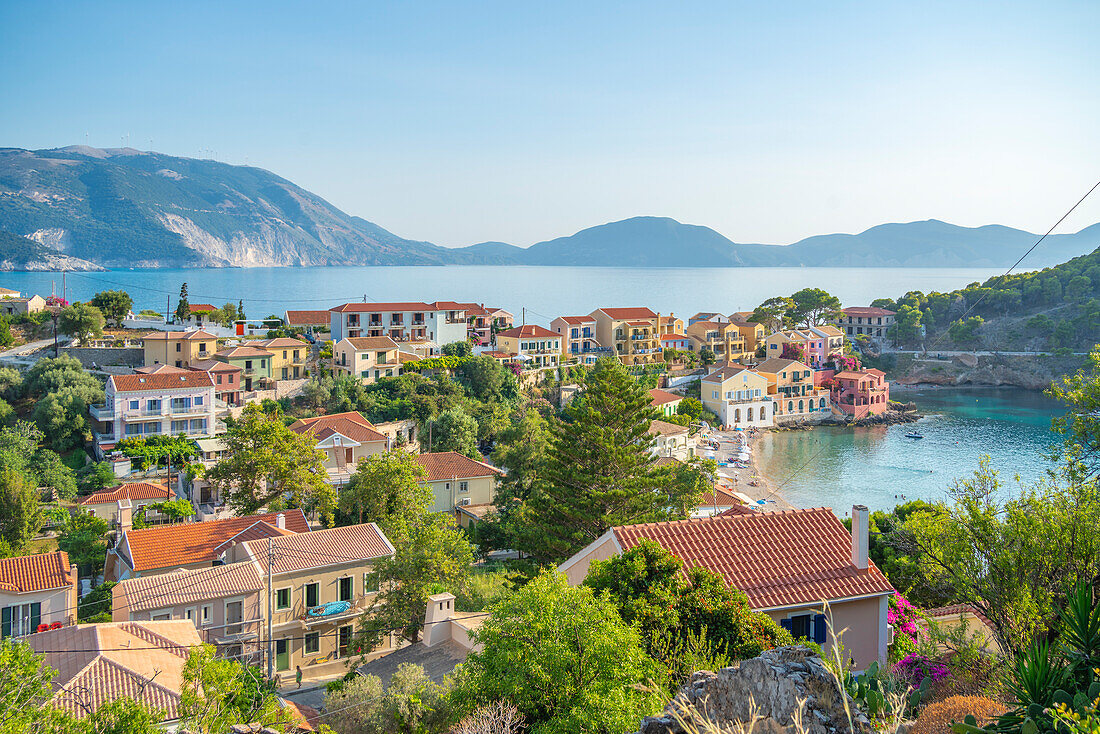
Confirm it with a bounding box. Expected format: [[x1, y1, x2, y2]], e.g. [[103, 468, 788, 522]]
[[275, 513, 285, 530], [851, 504, 869, 570], [117, 499, 132, 535], [423, 592, 456, 648]]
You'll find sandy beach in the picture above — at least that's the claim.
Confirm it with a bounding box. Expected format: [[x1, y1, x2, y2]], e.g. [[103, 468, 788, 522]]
[[709, 428, 794, 511]]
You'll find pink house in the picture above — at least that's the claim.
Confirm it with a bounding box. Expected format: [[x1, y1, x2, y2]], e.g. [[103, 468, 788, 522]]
[[830, 369, 890, 417]]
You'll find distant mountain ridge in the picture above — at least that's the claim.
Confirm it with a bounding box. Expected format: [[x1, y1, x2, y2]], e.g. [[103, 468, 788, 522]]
[[0, 146, 1096, 270]]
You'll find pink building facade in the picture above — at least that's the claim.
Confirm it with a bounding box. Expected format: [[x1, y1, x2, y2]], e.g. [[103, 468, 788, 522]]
[[830, 369, 890, 418]]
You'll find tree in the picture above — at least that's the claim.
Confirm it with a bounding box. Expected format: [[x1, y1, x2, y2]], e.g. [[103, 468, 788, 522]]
[[0, 317, 12, 349], [511, 357, 689, 564], [750, 296, 795, 332], [0, 468, 41, 552], [58, 510, 110, 576], [179, 644, 291, 733], [788, 288, 843, 327], [73, 697, 162, 734], [699, 346, 716, 367], [78, 581, 116, 623], [23, 356, 103, 451], [442, 341, 473, 357], [323, 663, 457, 734], [453, 571, 662, 734], [151, 498, 195, 523], [948, 315, 984, 345], [58, 303, 105, 344], [0, 638, 72, 733], [79, 461, 118, 493], [89, 290, 133, 327], [206, 404, 336, 523], [0, 368, 21, 400], [455, 356, 513, 403], [483, 409, 552, 551], [422, 407, 480, 458], [174, 283, 190, 323], [220, 301, 238, 326], [338, 450, 429, 526], [890, 304, 924, 344], [238, 299, 246, 321], [28, 450, 77, 501]]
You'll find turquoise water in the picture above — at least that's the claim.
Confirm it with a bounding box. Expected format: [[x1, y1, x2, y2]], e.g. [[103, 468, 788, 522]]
[[0, 265, 1003, 325], [755, 387, 1066, 512]]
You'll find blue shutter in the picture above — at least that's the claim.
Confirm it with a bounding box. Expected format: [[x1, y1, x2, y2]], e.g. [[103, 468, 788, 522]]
[[30, 603, 41, 632], [780, 618, 793, 633], [2, 606, 10, 638], [813, 613, 827, 644]]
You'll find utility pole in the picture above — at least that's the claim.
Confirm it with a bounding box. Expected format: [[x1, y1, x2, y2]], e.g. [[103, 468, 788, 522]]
[[166, 296, 171, 325], [266, 537, 274, 680], [62, 270, 66, 303], [522, 307, 525, 326]]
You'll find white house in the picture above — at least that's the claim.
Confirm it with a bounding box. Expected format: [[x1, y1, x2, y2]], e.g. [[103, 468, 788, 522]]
[[328, 301, 469, 351]]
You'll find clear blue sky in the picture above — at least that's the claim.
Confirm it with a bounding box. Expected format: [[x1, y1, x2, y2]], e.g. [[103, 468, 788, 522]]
[[2, 1, 1098, 247]]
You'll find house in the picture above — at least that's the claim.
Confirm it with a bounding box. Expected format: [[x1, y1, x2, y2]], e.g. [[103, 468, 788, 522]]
[[179, 303, 219, 328], [494, 325, 561, 368], [332, 336, 402, 385], [695, 487, 752, 517], [328, 301, 469, 350], [830, 369, 890, 418], [189, 359, 243, 406], [763, 329, 830, 368], [0, 293, 46, 316], [253, 337, 310, 380], [88, 369, 221, 458], [288, 412, 392, 485], [457, 303, 514, 345], [0, 551, 78, 637], [414, 451, 503, 515], [213, 345, 273, 391], [285, 309, 332, 336], [479, 350, 515, 366], [728, 316, 767, 355], [104, 508, 310, 582], [835, 307, 896, 339], [688, 312, 726, 326], [0, 287, 20, 297], [659, 313, 686, 337], [922, 604, 1002, 656], [551, 315, 608, 364], [111, 561, 264, 659], [701, 366, 773, 429], [79, 482, 174, 526], [649, 420, 694, 460], [686, 320, 750, 363], [648, 388, 683, 417], [591, 307, 663, 365], [25, 621, 203, 723], [809, 325, 846, 356], [232, 523, 396, 683], [142, 329, 218, 369], [755, 358, 830, 423], [358, 592, 483, 686], [372, 419, 420, 452], [660, 333, 691, 352], [558, 505, 896, 669]]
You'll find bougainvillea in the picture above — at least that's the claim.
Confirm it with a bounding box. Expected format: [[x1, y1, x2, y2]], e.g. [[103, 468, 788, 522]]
[[780, 342, 806, 363], [888, 593, 921, 640], [893, 653, 951, 688], [829, 352, 860, 371]]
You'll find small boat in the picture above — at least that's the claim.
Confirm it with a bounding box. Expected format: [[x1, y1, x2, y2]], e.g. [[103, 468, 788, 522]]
[[905, 432, 924, 439]]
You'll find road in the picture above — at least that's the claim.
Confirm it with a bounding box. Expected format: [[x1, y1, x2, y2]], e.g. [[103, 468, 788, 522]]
[[0, 335, 70, 365], [885, 349, 1090, 357]]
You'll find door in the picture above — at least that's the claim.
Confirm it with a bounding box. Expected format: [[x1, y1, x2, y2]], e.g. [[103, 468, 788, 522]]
[[275, 639, 290, 671]]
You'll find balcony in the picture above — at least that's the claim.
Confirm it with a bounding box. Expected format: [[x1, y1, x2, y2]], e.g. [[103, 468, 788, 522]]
[[122, 408, 165, 420], [89, 404, 114, 421]]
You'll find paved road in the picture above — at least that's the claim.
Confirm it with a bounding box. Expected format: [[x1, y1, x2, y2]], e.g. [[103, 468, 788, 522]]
[[885, 349, 1090, 357], [0, 335, 69, 364]]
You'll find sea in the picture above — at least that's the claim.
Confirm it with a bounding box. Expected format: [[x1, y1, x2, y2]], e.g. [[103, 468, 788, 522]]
[[754, 387, 1066, 513]]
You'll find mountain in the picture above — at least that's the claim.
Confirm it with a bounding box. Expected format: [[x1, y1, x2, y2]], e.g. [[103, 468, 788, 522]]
[[0, 146, 1097, 270]]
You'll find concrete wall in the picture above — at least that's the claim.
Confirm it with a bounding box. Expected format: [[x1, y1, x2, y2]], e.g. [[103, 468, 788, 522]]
[[62, 347, 144, 368]]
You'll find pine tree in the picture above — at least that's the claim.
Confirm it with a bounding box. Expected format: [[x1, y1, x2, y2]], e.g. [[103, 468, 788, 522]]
[[174, 282, 190, 323], [238, 299, 246, 321]]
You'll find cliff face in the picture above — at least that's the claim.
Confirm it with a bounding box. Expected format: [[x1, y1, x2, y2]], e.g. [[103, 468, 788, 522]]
[[888, 353, 1087, 390]]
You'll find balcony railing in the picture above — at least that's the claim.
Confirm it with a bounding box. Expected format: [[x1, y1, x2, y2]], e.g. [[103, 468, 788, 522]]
[[89, 404, 114, 421]]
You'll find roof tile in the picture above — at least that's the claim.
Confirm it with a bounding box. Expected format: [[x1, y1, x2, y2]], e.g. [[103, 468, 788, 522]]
[[0, 551, 74, 593], [415, 452, 503, 481]]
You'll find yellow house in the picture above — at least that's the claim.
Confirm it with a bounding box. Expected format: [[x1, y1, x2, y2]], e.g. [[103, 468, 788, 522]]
[[0, 551, 79, 636], [590, 307, 662, 366], [143, 330, 218, 369], [494, 325, 561, 368], [253, 337, 310, 380], [686, 320, 750, 363], [332, 337, 402, 385], [414, 451, 503, 515], [287, 412, 392, 485], [728, 316, 767, 355], [0, 294, 46, 316], [701, 366, 774, 428], [755, 357, 830, 422]]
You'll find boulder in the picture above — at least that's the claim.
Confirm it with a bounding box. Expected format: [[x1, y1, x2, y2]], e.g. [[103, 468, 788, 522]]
[[637, 646, 873, 734]]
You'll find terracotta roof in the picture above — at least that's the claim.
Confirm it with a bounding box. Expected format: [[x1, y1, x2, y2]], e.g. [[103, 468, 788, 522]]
[[285, 310, 332, 326], [661, 334, 687, 342], [0, 551, 75, 593], [186, 303, 217, 312], [120, 509, 309, 572], [80, 482, 172, 506], [556, 315, 594, 325], [842, 307, 896, 317], [0, 287, 19, 295], [698, 487, 742, 508], [189, 359, 241, 372], [690, 312, 721, 321], [648, 388, 683, 406], [456, 503, 495, 520], [283, 699, 322, 732], [288, 412, 388, 444], [110, 371, 214, 392], [214, 346, 273, 358], [834, 370, 874, 380], [649, 419, 688, 437], [754, 358, 809, 374], [330, 301, 435, 313], [811, 325, 845, 337], [342, 336, 400, 351], [115, 561, 263, 613], [398, 352, 421, 364], [415, 452, 503, 482], [717, 504, 759, 517], [211, 520, 298, 556], [242, 523, 394, 575], [609, 508, 895, 609], [482, 351, 512, 359], [924, 603, 995, 630], [254, 337, 310, 349], [134, 364, 189, 374], [27, 621, 201, 719], [702, 365, 755, 382], [142, 330, 217, 341], [597, 307, 657, 319], [496, 324, 558, 339]]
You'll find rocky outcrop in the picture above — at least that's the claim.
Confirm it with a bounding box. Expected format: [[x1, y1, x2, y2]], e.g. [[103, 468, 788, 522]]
[[637, 646, 872, 734], [891, 353, 1087, 390]]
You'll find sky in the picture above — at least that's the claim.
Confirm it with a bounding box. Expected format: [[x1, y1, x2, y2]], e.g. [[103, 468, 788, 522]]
[[2, 1, 1099, 248]]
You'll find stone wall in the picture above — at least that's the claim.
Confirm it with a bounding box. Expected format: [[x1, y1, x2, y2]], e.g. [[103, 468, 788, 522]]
[[62, 347, 144, 368]]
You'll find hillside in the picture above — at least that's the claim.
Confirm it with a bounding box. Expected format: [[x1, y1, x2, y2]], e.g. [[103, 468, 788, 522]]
[[1, 146, 1098, 270]]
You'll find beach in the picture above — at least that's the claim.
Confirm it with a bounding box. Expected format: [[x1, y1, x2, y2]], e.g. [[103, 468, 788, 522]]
[[706, 428, 794, 511]]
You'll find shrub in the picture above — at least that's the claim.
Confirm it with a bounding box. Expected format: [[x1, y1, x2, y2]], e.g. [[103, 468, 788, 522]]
[[910, 695, 1004, 734]]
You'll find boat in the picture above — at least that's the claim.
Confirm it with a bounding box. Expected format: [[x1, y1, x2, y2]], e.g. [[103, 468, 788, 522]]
[[905, 432, 924, 439]]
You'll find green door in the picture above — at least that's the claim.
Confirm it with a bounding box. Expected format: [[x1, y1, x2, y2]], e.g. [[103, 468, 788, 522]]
[[275, 639, 290, 671]]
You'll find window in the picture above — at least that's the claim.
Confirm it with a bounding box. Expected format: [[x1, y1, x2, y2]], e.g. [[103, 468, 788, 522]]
[[194, 396, 203, 406], [305, 582, 319, 608], [151, 611, 171, 621], [225, 599, 243, 635], [201, 605, 211, 625], [363, 571, 379, 594], [217, 374, 223, 385], [282, 350, 288, 359], [146, 399, 160, 412], [129, 400, 139, 410], [276, 588, 291, 610], [789, 614, 811, 639], [459, 481, 469, 493], [171, 420, 189, 433], [305, 631, 320, 654], [2, 602, 41, 637], [175, 343, 181, 352], [338, 626, 352, 657], [339, 576, 353, 602]]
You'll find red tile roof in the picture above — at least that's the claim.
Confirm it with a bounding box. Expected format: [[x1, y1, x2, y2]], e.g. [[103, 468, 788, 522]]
[[597, 307, 657, 320], [134, 364, 189, 374], [242, 523, 394, 575], [415, 452, 503, 482], [109, 371, 214, 392], [496, 324, 558, 339], [288, 411, 388, 444], [80, 482, 172, 506], [717, 504, 759, 517], [343, 336, 400, 350], [187, 304, 217, 312], [698, 487, 742, 508], [189, 359, 241, 373], [285, 310, 331, 326], [116, 561, 264, 613], [610, 508, 895, 609], [648, 388, 683, 406], [556, 315, 594, 324], [142, 330, 217, 341], [214, 346, 273, 358], [120, 510, 309, 572], [0, 551, 75, 593], [330, 302, 435, 313], [842, 307, 896, 317], [254, 337, 310, 349]]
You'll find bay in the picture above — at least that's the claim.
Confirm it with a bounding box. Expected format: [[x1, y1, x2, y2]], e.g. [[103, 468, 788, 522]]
[[754, 387, 1066, 513], [1, 265, 1004, 324]]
